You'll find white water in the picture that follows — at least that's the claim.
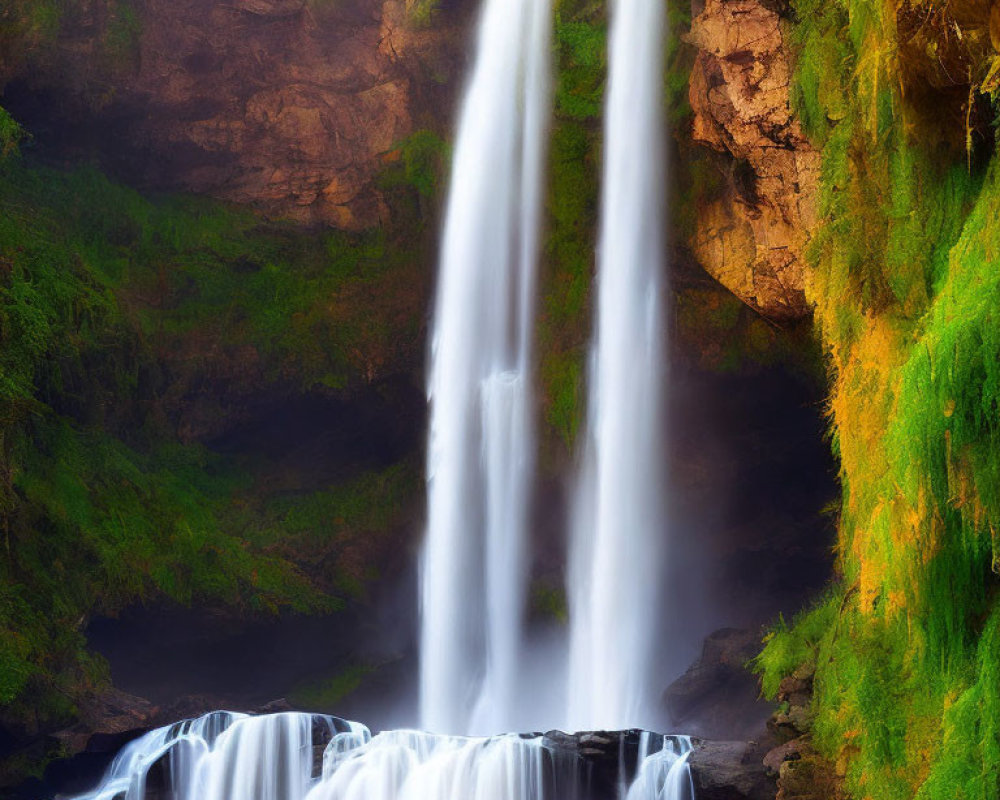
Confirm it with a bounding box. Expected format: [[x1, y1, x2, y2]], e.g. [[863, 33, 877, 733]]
[[58, 3, 695, 800], [72, 712, 692, 800], [420, 0, 552, 735], [627, 736, 694, 800], [567, 0, 669, 731]]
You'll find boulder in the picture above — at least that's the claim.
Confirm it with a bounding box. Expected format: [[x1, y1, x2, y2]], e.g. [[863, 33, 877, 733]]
[[662, 628, 773, 740], [762, 736, 805, 777], [689, 739, 777, 800], [686, 0, 821, 320]]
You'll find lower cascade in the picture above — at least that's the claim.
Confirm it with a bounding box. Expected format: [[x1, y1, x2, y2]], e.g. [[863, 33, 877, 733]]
[[72, 712, 693, 800]]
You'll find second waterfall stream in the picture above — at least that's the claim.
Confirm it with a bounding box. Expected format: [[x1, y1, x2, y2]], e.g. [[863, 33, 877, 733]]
[[567, 0, 670, 733]]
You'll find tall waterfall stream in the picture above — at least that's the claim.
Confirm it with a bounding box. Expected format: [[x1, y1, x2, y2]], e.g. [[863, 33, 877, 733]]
[[70, 0, 688, 795], [420, 0, 551, 737], [568, 0, 670, 733]]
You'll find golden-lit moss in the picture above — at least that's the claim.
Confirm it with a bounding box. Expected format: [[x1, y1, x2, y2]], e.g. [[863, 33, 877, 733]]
[[760, 1, 1000, 797]]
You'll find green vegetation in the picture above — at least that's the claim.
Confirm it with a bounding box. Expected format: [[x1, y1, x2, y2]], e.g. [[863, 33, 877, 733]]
[[379, 130, 449, 201], [537, 0, 605, 454], [406, 0, 441, 28], [100, 1, 143, 70], [531, 581, 569, 624], [1, 0, 143, 103], [256, 462, 421, 600], [0, 150, 432, 730], [289, 663, 374, 710], [0, 108, 22, 159], [757, 1, 1000, 797]]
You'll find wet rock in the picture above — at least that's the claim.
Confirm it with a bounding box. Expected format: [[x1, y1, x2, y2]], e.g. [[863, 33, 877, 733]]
[[689, 739, 777, 800], [767, 662, 814, 742], [770, 739, 845, 800], [762, 736, 804, 777], [662, 628, 772, 740], [50, 688, 156, 757], [768, 705, 811, 742], [541, 729, 660, 799], [686, 0, 820, 320]]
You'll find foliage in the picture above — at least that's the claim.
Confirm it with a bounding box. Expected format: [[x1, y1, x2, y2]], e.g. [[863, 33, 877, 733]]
[[256, 461, 421, 600], [554, 15, 607, 120], [762, 1, 1000, 797], [379, 130, 449, 201], [536, 1, 605, 455], [0, 157, 426, 725], [289, 663, 373, 710], [0, 108, 23, 160], [754, 594, 838, 700], [405, 0, 440, 28]]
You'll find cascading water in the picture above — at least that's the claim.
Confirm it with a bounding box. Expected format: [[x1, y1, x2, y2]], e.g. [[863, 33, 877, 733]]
[[67, 3, 697, 800], [567, 0, 669, 732], [626, 736, 694, 800], [420, 0, 552, 735], [71, 711, 691, 800]]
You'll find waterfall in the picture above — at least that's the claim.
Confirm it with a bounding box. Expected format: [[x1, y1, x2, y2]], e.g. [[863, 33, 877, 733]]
[[70, 711, 692, 800], [62, 3, 698, 799], [66, 0, 691, 796], [420, 0, 552, 735], [567, 0, 669, 732], [626, 736, 694, 800]]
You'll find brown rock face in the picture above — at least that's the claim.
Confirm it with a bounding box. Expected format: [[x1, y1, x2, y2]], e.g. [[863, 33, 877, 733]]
[[135, 0, 462, 228], [15, 0, 466, 229], [686, 0, 820, 320]]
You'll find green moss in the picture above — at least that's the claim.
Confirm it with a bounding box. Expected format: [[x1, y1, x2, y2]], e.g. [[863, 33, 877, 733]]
[[762, 0, 1000, 796], [0, 108, 23, 160], [257, 461, 420, 599], [379, 130, 449, 200], [406, 0, 440, 28], [289, 663, 373, 710], [0, 155, 428, 728], [754, 594, 838, 700], [101, 1, 142, 69], [537, 3, 605, 455], [554, 16, 607, 120], [531, 581, 569, 624], [1, 0, 146, 106]]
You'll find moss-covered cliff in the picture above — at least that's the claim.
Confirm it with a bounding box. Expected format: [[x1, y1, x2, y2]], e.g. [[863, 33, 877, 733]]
[[0, 0, 457, 757], [752, 1, 1000, 798], [0, 139, 445, 753]]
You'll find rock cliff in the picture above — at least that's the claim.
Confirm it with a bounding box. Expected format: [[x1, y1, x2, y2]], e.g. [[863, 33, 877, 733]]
[[686, 0, 819, 320], [5, 0, 469, 228]]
